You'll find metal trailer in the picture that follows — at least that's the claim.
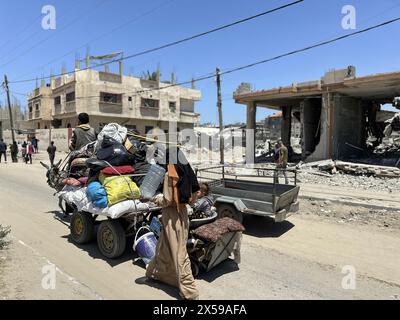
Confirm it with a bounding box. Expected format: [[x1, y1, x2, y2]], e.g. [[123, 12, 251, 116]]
[[195, 165, 300, 223]]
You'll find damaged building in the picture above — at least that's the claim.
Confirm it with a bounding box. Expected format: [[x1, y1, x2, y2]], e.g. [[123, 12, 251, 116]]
[[234, 67, 400, 165]]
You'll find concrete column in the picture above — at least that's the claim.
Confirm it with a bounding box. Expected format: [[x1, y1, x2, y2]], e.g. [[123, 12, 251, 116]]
[[246, 102, 256, 164], [281, 106, 292, 147]]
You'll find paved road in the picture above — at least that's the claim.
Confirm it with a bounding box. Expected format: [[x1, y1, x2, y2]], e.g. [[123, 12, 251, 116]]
[[0, 158, 399, 300]]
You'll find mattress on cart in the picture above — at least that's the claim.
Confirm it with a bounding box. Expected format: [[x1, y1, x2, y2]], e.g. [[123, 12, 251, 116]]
[[192, 217, 245, 243], [58, 185, 150, 219]]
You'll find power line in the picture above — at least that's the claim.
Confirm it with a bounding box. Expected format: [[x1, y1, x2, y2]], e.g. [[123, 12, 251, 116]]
[[9, 0, 305, 84], [79, 16, 400, 98], [11, 16, 400, 101], [12, 0, 177, 81], [0, 0, 111, 71], [0, 13, 43, 53]]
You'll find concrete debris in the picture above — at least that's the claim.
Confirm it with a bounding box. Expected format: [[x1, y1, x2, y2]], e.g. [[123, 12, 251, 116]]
[[298, 168, 400, 193], [298, 159, 400, 178]]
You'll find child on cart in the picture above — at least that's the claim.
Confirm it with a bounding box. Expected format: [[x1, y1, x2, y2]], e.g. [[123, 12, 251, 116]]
[[191, 183, 215, 218]]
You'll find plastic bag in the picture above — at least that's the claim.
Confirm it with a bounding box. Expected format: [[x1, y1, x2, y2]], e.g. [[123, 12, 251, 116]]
[[96, 123, 128, 147], [87, 182, 108, 208], [99, 173, 141, 206], [97, 136, 137, 166]]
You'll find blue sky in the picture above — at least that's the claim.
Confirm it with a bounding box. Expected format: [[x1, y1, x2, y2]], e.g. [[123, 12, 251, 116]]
[[0, 0, 400, 124]]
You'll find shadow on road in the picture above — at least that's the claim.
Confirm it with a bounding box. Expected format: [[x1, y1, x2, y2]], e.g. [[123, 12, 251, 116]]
[[243, 215, 295, 238], [197, 259, 240, 283], [60, 233, 135, 268], [45, 210, 70, 227], [134, 276, 181, 299]]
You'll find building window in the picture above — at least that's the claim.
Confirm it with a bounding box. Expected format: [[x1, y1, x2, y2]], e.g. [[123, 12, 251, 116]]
[[66, 91, 75, 102], [100, 92, 122, 104], [35, 103, 39, 111], [169, 101, 176, 112], [141, 98, 159, 109], [54, 96, 61, 106], [145, 126, 154, 134], [125, 125, 137, 131]]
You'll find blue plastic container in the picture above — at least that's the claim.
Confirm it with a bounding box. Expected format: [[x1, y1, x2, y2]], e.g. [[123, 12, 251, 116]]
[[133, 227, 157, 265]]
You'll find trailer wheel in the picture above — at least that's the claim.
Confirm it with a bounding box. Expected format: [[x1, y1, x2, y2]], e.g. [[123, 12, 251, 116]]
[[216, 204, 243, 224], [97, 220, 126, 259], [70, 212, 95, 244]]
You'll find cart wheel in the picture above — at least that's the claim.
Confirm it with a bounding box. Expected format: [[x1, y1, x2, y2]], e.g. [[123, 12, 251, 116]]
[[190, 260, 200, 278], [97, 220, 126, 259], [216, 204, 243, 224], [70, 212, 95, 244]]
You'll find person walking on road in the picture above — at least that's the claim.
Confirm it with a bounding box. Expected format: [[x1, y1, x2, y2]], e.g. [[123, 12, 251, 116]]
[[274, 140, 289, 185], [47, 141, 57, 167], [11, 141, 18, 163], [32, 137, 39, 153], [0, 139, 7, 163], [25, 142, 34, 164], [146, 149, 200, 300]]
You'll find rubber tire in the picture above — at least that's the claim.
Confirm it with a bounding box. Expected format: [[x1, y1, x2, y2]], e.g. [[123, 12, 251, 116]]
[[97, 220, 126, 259], [70, 212, 95, 244], [216, 203, 243, 224]]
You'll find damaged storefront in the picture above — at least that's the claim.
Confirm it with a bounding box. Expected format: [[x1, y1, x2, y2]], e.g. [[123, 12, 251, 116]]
[[235, 67, 400, 167]]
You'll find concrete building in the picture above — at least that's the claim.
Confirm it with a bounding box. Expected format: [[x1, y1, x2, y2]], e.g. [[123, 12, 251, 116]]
[[26, 58, 201, 135], [235, 67, 400, 162], [0, 102, 26, 134], [27, 82, 53, 130]]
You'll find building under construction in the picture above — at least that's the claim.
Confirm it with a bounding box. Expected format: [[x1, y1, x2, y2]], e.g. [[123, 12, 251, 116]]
[[235, 67, 400, 165]]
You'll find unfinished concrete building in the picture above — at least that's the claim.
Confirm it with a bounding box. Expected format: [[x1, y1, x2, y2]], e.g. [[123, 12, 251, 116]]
[[26, 55, 201, 134], [27, 81, 53, 130], [235, 67, 400, 163]]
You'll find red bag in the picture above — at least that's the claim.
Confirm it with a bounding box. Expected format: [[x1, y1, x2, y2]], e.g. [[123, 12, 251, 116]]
[[101, 165, 135, 176], [62, 178, 82, 187]]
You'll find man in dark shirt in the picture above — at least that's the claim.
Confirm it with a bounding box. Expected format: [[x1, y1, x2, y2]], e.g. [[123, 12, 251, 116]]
[[69, 113, 97, 151], [47, 141, 57, 167], [0, 139, 7, 163]]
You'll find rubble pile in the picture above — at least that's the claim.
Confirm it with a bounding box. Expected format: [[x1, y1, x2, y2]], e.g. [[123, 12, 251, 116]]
[[297, 159, 400, 178], [297, 162, 400, 193]]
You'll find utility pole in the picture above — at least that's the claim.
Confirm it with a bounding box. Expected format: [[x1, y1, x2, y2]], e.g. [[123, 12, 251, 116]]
[[216, 68, 224, 165], [4, 75, 15, 143]]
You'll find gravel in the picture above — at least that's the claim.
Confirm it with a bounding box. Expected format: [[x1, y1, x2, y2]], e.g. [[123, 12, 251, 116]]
[[297, 169, 400, 193]]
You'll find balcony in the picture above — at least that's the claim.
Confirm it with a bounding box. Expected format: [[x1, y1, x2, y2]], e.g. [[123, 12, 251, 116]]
[[54, 105, 62, 115], [65, 101, 76, 113], [99, 102, 123, 114], [139, 106, 160, 119], [180, 111, 200, 124]]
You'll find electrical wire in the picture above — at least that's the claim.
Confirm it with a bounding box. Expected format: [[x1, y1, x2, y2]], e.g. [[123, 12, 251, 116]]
[[12, 0, 178, 81], [0, 0, 111, 71], [10, 16, 400, 103], [8, 0, 304, 84]]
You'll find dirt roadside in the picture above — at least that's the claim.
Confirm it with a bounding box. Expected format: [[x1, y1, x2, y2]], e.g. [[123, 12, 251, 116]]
[[0, 156, 399, 299]]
